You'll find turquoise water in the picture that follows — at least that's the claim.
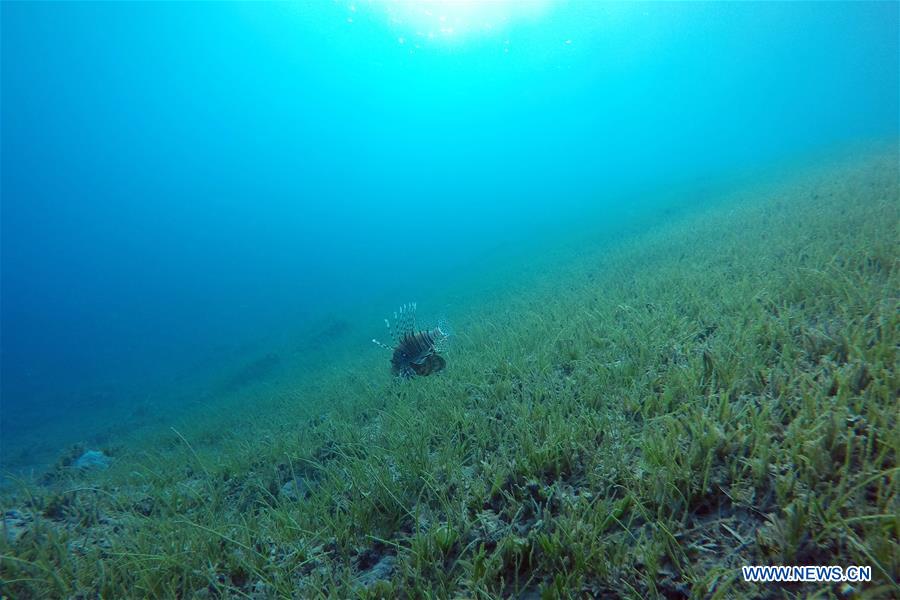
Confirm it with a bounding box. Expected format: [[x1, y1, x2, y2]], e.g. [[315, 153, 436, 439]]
[[1, 1, 897, 468]]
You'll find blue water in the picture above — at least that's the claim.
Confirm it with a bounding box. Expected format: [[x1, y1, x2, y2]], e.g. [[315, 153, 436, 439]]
[[2, 1, 897, 468]]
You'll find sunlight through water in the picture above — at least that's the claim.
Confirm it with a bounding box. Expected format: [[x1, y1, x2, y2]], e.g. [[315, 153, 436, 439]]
[[350, 0, 557, 44]]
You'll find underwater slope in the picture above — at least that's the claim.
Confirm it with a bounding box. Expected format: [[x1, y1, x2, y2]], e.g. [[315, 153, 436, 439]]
[[1, 148, 897, 598]]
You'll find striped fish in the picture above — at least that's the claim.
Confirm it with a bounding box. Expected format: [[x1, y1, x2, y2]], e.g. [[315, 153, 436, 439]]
[[372, 303, 450, 378]]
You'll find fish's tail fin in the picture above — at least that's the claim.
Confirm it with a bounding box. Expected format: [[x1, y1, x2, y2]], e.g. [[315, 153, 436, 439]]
[[433, 316, 453, 352]]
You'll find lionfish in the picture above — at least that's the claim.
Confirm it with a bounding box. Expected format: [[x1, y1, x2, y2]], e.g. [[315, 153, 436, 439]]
[[372, 303, 451, 378]]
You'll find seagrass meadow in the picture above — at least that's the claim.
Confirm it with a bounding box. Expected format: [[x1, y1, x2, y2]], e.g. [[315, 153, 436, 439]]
[[1, 147, 897, 599]]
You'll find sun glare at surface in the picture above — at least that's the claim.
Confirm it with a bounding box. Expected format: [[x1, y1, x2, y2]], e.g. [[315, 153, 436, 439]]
[[360, 0, 557, 43]]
